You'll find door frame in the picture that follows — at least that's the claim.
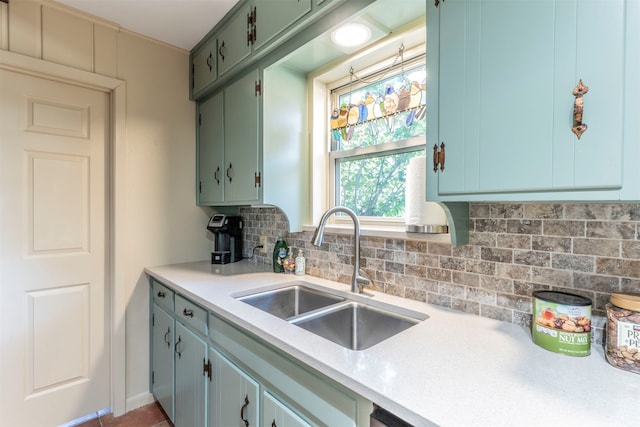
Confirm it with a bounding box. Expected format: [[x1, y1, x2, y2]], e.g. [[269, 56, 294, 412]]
[[0, 49, 127, 417]]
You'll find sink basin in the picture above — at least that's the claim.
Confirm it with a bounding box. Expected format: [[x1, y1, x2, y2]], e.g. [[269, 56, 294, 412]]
[[236, 282, 344, 319], [236, 282, 427, 350], [293, 301, 424, 350]]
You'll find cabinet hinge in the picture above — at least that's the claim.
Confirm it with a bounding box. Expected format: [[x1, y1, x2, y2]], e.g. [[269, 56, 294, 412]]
[[152, 313, 155, 327], [433, 142, 446, 173], [254, 172, 261, 188], [191, 64, 195, 89], [199, 181, 202, 193], [203, 358, 212, 381], [152, 370, 154, 385], [255, 80, 262, 96], [247, 7, 257, 45]]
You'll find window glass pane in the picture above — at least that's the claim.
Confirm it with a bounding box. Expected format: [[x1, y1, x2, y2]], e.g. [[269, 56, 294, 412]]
[[336, 149, 424, 217], [332, 64, 426, 152]]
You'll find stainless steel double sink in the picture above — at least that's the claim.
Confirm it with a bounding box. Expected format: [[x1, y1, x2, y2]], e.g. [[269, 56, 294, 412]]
[[235, 281, 427, 350]]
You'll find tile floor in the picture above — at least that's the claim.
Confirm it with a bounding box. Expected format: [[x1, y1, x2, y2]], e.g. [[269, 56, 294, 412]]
[[76, 402, 171, 427]]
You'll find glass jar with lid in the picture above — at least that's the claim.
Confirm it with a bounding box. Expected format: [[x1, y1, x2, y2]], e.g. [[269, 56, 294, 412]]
[[605, 292, 640, 374]]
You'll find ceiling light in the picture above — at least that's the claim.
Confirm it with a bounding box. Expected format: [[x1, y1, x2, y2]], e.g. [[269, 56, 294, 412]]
[[331, 23, 372, 48]]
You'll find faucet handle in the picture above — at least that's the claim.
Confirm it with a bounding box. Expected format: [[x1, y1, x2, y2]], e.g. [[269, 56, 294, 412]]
[[356, 269, 374, 292]]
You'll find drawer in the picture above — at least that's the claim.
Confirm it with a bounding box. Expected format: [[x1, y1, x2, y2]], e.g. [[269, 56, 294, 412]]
[[175, 294, 208, 336], [152, 280, 174, 312]]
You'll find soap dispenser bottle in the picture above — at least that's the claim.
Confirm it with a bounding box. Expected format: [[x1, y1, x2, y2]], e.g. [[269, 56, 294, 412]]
[[295, 250, 305, 276], [272, 233, 288, 273]]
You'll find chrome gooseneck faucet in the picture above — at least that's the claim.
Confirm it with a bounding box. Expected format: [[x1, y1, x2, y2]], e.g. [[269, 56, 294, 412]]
[[311, 206, 373, 293]]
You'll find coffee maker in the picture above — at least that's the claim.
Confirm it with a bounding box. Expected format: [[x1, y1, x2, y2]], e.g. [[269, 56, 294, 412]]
[[207, 214, 243, 264]]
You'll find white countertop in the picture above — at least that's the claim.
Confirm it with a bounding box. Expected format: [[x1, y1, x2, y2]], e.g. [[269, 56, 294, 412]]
[[145, 260, 639, 427]]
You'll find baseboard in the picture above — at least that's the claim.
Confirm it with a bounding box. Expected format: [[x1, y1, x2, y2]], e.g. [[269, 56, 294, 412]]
[[126, 391, 156, 413]]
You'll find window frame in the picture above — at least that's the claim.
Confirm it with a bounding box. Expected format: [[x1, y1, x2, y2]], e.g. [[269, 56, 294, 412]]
[[326, 51, 426, 228]]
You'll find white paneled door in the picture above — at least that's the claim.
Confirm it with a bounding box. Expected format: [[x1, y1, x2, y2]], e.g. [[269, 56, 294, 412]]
[[0, 69, 110, 426]]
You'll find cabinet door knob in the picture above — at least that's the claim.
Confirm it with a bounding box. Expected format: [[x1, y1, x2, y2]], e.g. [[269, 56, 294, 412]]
[[240, 394, 250, 427], [572, 79, 589, 139]]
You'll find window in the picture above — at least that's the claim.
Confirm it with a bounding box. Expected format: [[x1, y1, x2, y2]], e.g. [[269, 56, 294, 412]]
[[327, 53, 426, 223]]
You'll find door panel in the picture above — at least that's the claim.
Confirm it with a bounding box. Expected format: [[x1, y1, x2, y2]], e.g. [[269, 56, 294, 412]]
[[209, 347, 259, 427], [152, 304, 175, 422], [0, 69, 110, 426], [253, 0, 312, 51], [224, 69, 260, 203], [174, 322, 207, 427]]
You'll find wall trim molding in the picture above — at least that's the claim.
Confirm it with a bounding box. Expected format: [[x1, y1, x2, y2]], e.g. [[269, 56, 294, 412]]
[[0, 49, 128, 417]]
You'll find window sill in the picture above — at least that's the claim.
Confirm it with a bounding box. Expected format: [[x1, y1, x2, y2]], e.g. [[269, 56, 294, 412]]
[[300, 224, 451, 242]]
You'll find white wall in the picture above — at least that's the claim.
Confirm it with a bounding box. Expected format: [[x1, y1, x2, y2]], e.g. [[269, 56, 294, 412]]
[[116, 31, 211, 407], [3, 0, 211, 412]]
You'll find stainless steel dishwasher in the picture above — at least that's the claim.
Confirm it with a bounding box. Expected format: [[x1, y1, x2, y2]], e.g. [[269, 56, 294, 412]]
[[370, 405, 413, 427]]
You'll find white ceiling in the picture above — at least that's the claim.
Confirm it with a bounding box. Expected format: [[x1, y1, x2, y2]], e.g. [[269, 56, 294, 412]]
[[55, 0, 240, 50]]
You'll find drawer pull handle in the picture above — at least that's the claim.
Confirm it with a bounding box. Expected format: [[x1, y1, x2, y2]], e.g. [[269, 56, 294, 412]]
[[214, 166, 221, 185], [271, 421, 277, 427], [240, 395, 250, 427], [572, 79, 589, 139], [183, 308, 194, 318], [157, 291, 165, 298], [226, 163, 233, 183]]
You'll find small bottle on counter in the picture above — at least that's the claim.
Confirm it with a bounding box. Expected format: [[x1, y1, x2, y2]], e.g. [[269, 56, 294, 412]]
[[294, 250, 305, 276], [605, 292, 640, 375], [283, 248, 295, 274], [272, 233, 288, 273]]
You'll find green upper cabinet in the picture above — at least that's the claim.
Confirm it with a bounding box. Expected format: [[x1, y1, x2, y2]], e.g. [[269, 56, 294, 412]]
[[217, 3, 253, 77], [198, 69, 261, 206], [426, 0, 640, 202], [251, 0, 312, 51], [224, 69, 261, 203], [192, 36, 218, 97], [198, 92, 224, 205]]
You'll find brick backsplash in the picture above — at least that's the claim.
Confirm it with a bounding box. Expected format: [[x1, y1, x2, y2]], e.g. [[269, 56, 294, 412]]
[[240, 203, 640, 344]]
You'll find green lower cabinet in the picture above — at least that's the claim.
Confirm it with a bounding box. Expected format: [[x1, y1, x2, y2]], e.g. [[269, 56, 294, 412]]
[[174, 322, 208, 427], [263, 391, 313, 427], [208, 347, 259, 427], [150, 283, 372, 427], [209, 313, 373, 427], [151, 304, 174, 422]]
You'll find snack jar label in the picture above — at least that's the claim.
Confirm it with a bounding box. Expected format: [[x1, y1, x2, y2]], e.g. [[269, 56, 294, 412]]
[[617, 323, 640, 350], [532, 299, 591, 356]]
